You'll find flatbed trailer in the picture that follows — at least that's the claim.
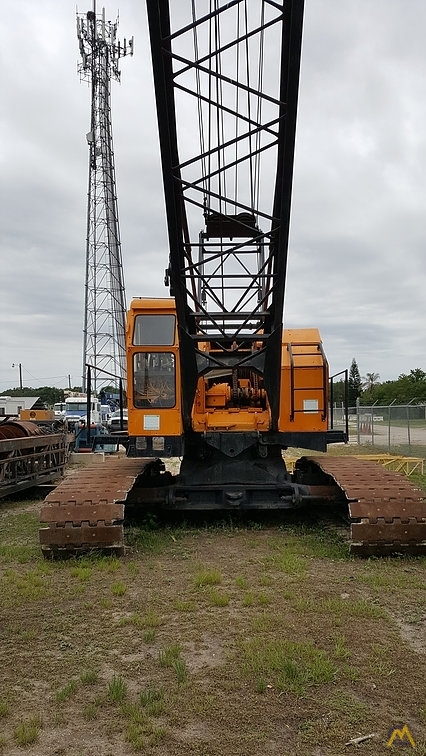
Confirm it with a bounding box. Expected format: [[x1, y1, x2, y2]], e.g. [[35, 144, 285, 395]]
[[0, 427, 69, 499]]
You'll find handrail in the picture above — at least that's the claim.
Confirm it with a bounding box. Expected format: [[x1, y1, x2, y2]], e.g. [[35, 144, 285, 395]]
[[329, 368, 349, 438]]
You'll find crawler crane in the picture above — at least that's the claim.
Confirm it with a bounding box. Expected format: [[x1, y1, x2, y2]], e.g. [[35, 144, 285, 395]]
[[40, 0, 426, 557]]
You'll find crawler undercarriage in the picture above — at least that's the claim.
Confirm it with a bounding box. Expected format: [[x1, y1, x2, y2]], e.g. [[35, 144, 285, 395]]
[[39, 455, 426, 558]]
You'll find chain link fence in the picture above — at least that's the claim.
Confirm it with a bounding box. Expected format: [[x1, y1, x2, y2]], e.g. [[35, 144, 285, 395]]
[[332, 402, 426, 457]]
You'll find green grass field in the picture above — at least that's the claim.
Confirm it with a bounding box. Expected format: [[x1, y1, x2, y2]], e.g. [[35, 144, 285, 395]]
[[0, 451, 425, 755]]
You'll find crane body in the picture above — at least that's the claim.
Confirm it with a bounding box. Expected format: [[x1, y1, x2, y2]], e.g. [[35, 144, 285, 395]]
[[124, 0, 344, 505], [39, 0, 426, 557], [125, 295, 339, 509]]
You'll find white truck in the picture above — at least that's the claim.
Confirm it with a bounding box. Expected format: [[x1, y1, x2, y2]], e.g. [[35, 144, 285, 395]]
[[57, 396, 102, 430]]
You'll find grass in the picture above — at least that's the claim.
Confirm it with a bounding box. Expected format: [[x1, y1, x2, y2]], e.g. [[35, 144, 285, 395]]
[[208, 589, 230, 607], [173, 657, 188, 684], [331, 634, 351, 660], [360, 562, 426, 591], [294, 595, 386, 620], [173, 598, 195, 612], [158, 643, 181, 667], [80, 669, 99, 685], [241, 637, 337, 695], [126, 721, 166, 752], [13, 714, 42, 746], [411, 471, 426, 490], [242, 591, 271, 607], [126, 722, 147, 751], [327, 691, 369, 724], [122, 697, 168, 751], [83, 702, 98, 721], [70, 564, 92, 581], [235, 575, 249, 589], [140, 687, 166, 716], [141, 608, 163, 627], [0, 566, 49, 606], [55, 679, 79, 702], [119, 608, 163, 629], [268, 524, 350, 562], [1, 462, 426, 755], [265, 550, 308, 576], [108, 675, 127, 703], [111, 580, 127, 596], [194, 567, 222, 587], [125, 526, 177, 555]]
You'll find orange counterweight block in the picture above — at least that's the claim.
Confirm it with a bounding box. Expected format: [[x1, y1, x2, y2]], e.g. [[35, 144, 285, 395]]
[[278, 328, 329, 434]]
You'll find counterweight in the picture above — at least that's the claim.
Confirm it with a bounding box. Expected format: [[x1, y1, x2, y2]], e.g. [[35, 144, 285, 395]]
[[77, 5, 133, 392]]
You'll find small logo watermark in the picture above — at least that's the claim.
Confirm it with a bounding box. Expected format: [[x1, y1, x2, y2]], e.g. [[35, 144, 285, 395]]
[[387, 724, 416, 748]]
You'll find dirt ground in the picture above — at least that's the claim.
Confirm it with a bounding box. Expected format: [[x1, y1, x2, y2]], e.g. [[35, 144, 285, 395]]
[[0, 462, 426, 756]]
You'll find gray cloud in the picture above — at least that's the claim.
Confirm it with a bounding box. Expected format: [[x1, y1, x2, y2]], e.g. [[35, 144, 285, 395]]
[[1, 0, 425, 391]]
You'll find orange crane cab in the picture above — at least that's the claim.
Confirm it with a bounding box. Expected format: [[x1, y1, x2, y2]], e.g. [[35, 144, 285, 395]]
[[126, 298, 183, 455]]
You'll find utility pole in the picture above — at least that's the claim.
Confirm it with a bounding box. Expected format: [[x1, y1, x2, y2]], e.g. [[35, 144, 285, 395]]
[[77, 3, 133, 393], [12, 363, 23, 390]]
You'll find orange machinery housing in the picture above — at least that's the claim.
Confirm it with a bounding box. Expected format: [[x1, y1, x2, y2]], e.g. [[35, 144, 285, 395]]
[[126, 298, 329, 457]]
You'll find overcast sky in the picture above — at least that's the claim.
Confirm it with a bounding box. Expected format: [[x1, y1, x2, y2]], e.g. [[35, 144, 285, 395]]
[[1, 0, 425, 392]]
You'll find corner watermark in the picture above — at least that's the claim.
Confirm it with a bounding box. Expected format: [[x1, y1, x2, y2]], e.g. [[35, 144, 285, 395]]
[[387, 725, 416, 748]]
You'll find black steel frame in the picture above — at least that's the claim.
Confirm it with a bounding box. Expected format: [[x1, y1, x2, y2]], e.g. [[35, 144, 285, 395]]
[[146, 0, 305, 432]]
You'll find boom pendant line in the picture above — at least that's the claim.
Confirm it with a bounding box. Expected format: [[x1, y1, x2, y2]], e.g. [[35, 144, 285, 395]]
[[77, 5, 133, 392]]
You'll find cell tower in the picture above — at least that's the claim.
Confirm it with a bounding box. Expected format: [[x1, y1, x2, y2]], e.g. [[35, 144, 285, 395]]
[[77, 4, 133, 393]]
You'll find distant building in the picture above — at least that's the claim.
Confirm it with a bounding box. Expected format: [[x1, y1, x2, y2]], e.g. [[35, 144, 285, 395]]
[[0, 396, 39, 417]]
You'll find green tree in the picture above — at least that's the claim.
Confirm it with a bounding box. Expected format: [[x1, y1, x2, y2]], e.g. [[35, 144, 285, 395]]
[[348, 358, 362, 405], [330, 379, 346, 405], [362, 372, 380, 392], [36, 387, 65, 407], [399, 368, 426, 383], [359, 368, 426, 405]]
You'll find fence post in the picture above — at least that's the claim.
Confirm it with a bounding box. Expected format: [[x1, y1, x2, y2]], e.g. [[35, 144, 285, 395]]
[[388, 400, 396, 452], [356, 398, 360, 444], [371, 400, 378, 447], [407, 403, 412, 455]]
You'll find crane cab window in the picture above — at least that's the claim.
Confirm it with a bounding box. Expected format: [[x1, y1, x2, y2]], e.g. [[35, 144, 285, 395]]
[[133, 315, 175, 346], [133, 352, 176, 408]]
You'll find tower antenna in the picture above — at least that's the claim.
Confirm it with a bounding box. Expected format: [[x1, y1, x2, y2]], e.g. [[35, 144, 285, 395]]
[[77, 6, 133, 393]]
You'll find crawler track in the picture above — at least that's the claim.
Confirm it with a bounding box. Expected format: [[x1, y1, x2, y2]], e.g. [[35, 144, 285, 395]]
[[39, 457, 158, 557], [296, 456, 426, 556], [40, 454, 426, 558]]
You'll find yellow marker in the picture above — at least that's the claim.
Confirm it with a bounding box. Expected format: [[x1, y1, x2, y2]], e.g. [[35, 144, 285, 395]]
[[387, 724, 415, 748]]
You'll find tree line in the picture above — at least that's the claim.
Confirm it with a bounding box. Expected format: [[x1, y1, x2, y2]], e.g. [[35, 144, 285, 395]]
[[332, 359, 426, 407]]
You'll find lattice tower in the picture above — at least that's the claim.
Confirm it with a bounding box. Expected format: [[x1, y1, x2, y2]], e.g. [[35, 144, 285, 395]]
[[77, 4, 133, 393]]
